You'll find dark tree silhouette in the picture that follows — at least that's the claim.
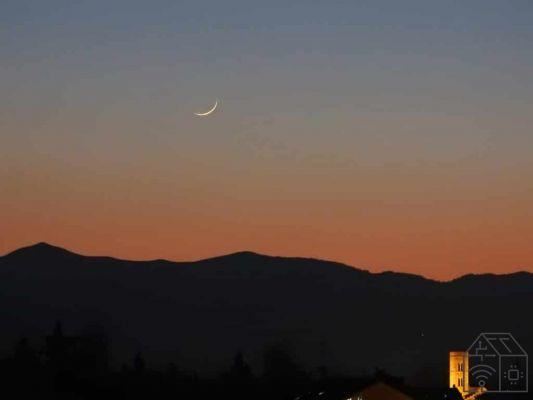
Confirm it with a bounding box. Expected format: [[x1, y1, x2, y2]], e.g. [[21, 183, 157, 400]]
[[133, 350, 146, 374], [228, 351, 252, 381]]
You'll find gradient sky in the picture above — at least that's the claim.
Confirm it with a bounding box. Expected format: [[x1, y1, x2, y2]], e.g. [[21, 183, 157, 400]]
[[1, 0, 533, 280]]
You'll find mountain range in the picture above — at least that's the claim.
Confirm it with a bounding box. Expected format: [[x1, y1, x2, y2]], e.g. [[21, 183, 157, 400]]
[[1, 242, 531, 386]]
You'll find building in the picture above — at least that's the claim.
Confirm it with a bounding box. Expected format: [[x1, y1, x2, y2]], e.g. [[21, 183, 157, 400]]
[[449, 351, 485, 400], [345, 381, 413, 400], [295, 378, 463, 400], [450, 351, 469, 396]]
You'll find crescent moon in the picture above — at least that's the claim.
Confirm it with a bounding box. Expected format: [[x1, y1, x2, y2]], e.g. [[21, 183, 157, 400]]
[[194, 100, 218, 116]]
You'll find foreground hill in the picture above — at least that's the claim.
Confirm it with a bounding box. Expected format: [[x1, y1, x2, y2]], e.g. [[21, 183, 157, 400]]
[[1, 242, 532, 385]]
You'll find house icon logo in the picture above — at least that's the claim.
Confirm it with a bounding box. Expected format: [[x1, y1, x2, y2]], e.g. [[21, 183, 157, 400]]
[[467, 333, 528, 393]]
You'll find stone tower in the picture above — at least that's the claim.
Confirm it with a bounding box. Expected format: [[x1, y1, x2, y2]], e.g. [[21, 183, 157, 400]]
[[450, 351, 469, 396]]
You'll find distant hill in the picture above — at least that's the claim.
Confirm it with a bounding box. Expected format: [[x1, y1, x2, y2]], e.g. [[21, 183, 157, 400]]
[[1, 242, 532, 385]]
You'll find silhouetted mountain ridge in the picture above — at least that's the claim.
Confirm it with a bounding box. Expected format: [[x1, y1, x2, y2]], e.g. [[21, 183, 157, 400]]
[[1, 242, 531, 385], [8, 241, 528, 282], [4, 241, 81, 260]]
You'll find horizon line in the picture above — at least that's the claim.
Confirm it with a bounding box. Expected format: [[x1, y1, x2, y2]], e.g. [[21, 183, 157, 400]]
[[2, 241, 531, 283]]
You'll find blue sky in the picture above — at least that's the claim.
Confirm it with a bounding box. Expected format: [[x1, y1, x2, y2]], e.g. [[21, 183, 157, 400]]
[[2, 0, 533, 278]]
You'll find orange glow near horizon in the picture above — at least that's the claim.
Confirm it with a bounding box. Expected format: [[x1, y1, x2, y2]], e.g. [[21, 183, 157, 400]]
[[2, 2, 533, 281], [1, 154, 532, 281]]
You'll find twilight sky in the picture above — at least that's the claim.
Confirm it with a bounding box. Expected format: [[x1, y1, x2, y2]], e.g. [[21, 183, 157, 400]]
[[1, 0, 533, 280]]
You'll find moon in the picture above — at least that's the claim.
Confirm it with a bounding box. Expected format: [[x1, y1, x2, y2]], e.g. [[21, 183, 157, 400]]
[[194, 100, 218, 116]]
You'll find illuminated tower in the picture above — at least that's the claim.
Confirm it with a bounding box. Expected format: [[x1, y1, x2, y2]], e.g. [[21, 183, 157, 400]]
[[450, 351, 469, 396]]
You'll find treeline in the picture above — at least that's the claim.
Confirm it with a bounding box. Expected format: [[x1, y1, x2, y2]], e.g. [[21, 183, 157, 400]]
[[0, 322, 348, 399]]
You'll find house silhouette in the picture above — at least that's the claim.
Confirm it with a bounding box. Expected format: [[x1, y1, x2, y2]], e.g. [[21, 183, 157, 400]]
[[467, 333, 528, 393]]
